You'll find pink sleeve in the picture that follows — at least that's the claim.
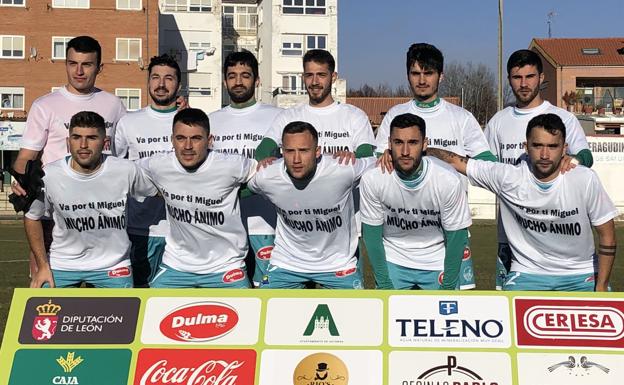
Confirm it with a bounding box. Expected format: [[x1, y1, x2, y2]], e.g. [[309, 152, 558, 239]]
[[20, 101, 49, 151]]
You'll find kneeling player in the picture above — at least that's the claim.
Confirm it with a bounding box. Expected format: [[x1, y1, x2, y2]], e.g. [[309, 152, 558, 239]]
[[248, 121, 375, 289], [26, 111, 157, 288], [140, 108, 256, 288], [361, 113, 471, 290], [428, 113, 617, 291]]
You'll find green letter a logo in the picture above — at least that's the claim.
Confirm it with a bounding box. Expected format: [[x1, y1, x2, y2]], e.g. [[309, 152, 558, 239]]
[[303, 304, 339, 336]]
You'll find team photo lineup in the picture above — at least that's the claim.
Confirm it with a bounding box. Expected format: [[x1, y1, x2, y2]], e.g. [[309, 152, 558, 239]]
[[8, 35, 619, 292]]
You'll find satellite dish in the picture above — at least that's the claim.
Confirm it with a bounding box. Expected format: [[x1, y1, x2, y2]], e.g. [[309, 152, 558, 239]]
[[138, 57, 144, 70], [30, 47, 37, 58]]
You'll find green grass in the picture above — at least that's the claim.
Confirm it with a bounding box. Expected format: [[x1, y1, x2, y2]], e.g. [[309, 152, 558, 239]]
[[1, 220, 623, 342]]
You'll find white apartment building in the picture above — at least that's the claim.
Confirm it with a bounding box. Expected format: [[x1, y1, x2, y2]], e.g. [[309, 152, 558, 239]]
[[159, 0, 341, 111], [159, 0, 223, 113]]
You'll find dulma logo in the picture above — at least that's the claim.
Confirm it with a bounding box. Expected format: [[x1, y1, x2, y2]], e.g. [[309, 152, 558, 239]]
[[257, 246, 273, 260], [159, 302, 239, 342]]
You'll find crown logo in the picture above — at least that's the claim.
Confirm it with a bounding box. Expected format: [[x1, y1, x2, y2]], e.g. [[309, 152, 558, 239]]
[[56, 352, 84, 373], [36, 299, 62, 316]]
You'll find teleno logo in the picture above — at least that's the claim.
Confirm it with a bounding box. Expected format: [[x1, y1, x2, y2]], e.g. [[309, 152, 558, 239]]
[[159, 302, 239, 342], [524, 306, 624, 340], [257, 246, 273, 260]]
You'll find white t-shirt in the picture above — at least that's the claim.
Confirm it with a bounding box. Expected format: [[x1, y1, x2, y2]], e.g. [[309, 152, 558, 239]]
[[374, 99, 491, 156], [140, 151, 257, 274], [114, 107, 176, 237], [265, 102, 375, 154], [26, 156, 157, 271], [485, 101, 590, 165], [247, 155, 375, 273], [209, 102, 282, 159], [360, 157, 472, 270], [466, 159, 618, 275], [21, 86, 126, 165]]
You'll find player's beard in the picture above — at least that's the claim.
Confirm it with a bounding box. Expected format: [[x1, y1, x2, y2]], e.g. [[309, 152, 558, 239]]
[[228, 85, 255, 104], [150, 87, 178, 107], [393, 157, 420, 176], [307, 84, 332, 105], [532, 158, 560, 180], [513, 85, 540, 107]]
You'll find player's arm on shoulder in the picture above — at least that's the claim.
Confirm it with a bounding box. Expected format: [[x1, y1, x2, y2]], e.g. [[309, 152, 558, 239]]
[[426, 148, 469, 175], [352, 156, 376, 182], [472, 150, 498, 162], [255, 137, 280, 161], [130, 162, 158, 201], [594, 220, 616, 292]]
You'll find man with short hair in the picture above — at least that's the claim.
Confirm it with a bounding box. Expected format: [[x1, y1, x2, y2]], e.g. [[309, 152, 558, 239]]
[[248, 121, 375, 289], [141, 108, 256, 288], [209, 50, 282, 285], [361, 113, 471, 290], [375, 43, 497, 289], [25, 111, 157, 288], [485, 49, 593, 289], [113, 54, 181, 287], [428, 113, 617, 291], [12, 36, 127, 273]]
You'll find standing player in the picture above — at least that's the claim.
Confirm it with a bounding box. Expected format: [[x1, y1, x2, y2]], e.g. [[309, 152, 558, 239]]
[[248, 122, 375, 289], [375, 43, 497, 289], [256, 49, 375, 159], [25, 111, 157, 288], [428, 113, 617, 291], [113, 54, 181, 287], [361, 113, 471, 290], [141, 108, 256, 288], [209, 51, 282, 285], [485, 49, 593, 289], [11, 36, 126, 273]]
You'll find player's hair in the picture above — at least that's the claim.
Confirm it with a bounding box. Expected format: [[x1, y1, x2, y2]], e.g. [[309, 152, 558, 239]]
[[66, 36, 102, 66], [303, 49, 336, 73], [173, 108, 210, 135], [526, 113, 566, 140], [390, 113, 426, 138], [507, 49, 543, 75], [282, 121, 319, 146], [406, 43, 444, 74], [223, 50, 259, 80], [69, 111, 106, 136], [148, 54, 181, 82]]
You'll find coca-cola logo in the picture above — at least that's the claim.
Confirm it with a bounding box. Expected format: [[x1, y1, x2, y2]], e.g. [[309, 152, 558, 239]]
[[222, 269, 245, 283], [108, 267, 131, 278], [134, 349, 256, 385], [256, 246, 273, 260], [515, 298, 624, 349], [159, 302, 239, 342], [335, 267, 356, 278]]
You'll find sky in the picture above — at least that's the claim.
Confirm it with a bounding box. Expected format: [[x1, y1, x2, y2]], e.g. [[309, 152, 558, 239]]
[[339, 0, 624, 89]]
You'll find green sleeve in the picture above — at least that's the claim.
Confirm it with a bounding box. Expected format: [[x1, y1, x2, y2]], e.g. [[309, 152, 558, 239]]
[[362, 223, 394, 289], [355, 144, 374, 158], [255, 138, 279, 161], [573, 148, 593, 168], [473, 150, 498, 162], [441, 228, 469, 290], [239, 185, 255, 199]]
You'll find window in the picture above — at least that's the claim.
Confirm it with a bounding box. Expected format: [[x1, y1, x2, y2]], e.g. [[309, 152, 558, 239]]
[[0, 35, 24, 59], [187, 73, 212, 96], [52, 0, 89, 8], [188, 86, 212, 96], [283, 0, 325, 15], [581, 48, 601, 55], [223, 5, 258, 32], [306, 35, 326, 50], [189, 42, 211, 50], [116, 88, 141, 111], [0, 0, 25, 6], [282, 74, 304, 94], [116, 38, 141, 61], [163, 0, 211, 12], [0, 87, 24, 109], [282, 35, 303, 56], [51, 37, 73, 60], [117, 0, 141, 10]]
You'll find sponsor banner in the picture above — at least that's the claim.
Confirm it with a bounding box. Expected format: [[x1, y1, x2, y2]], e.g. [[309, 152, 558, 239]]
[[8, 349, 131, 385], [587, 135, 624, 163], [134, 348, 256, 385], [18, 297, 140, 344], [0, 120, 24, 151], [264, 298, 383, 346], [258, 349, 382, 385], [517, 353, 623, 385], [388, 295, 511, 348], [140, 297, 261, 344], [514, 297, 624, 349], [389, 351, 512, 385]]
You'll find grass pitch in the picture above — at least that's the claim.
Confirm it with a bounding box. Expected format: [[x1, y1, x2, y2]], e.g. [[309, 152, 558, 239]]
[[1, 220, 622, 341]]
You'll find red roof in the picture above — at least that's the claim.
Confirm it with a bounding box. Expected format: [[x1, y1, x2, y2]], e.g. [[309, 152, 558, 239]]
[[531, 38, 624, 66], [347, 97, 460, 127]]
